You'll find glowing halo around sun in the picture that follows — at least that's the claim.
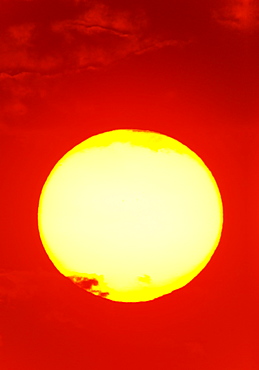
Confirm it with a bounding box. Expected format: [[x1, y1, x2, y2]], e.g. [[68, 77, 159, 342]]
[[38, 129, 223, 302]]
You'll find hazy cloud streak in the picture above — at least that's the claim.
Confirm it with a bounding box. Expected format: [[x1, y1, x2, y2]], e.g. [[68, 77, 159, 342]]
[[215, 0, 259, 30], [0, 1, 181, 76]]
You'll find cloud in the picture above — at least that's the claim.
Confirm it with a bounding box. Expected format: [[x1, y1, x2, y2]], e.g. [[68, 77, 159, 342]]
[[0, 270, 81, 326], [0, 72, 49, 128], [0, 1, 181, 77], [215, 0, 259, 30], [0, 270, 48, 304], [0, 1, 185, 127], [0, 269, 116, 331], [135, 39, 186, 56]]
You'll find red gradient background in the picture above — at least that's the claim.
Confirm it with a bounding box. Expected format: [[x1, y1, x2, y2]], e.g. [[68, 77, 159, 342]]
[[0, 1, 258, 369]]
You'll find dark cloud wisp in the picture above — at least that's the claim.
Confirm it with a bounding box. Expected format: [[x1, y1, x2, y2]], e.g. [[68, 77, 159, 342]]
[[0, 1, 180, 76]]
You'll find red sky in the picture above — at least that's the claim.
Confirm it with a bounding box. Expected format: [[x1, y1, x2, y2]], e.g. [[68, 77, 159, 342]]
[[0, 0, 258, 369]]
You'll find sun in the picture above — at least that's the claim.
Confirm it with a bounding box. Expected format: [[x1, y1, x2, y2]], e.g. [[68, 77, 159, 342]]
[[38, 129, 223, 302]]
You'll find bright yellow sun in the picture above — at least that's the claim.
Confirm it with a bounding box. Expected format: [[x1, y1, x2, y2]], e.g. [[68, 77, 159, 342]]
[[38, 129, 223, 302]]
